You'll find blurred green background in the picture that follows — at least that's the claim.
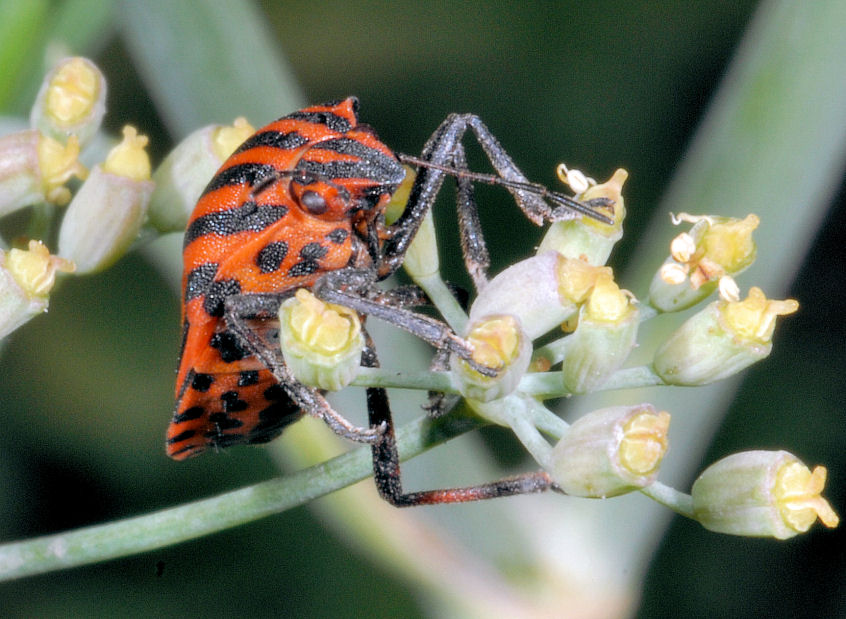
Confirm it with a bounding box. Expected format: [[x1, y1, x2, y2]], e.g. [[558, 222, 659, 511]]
[[0, 0, 843, 616]]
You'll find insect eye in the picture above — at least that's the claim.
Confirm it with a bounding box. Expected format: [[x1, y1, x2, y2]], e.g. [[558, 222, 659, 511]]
[[300, 190, 328, 215]]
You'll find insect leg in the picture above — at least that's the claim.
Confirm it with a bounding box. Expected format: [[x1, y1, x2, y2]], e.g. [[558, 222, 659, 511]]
[[361, 332, 557, 506], [385, 112, 569, 277], [451, 141, 491, 290], [223, 292, 385, 444], [312, 268, 495, 377]]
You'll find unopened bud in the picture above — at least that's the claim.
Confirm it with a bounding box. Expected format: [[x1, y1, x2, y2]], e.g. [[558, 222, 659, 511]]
[[30, 57, 106, 147], [278, 289, 364, 391], [0, 130, 87, 214], [58, 126, 154, 273], [148, 118, 256, 232], [562, 274, 639, 394], [692, 450, 839, 539], [653, 287, 798, 385], [549, 404, 670, 497], [451, 314, 531, 402], [539, 168, 627, 265], [470, 253, 612, 340], [0, 241, 74, 338]]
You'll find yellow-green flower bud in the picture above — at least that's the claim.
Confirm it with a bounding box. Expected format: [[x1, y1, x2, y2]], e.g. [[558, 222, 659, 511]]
[[451, 314, 531, 402], [58, 126, 154, 273], [278, 289, 364, 391], [0, 240, 74, 338], [538, 168, 627, 265], [0, 130, 88, 214], [402, 210, 439, 281], [562, 274, 639, 393], [148, 118, 256, 232], [692, 450, 839, 539], [649, 213, 759, 312], [653, 287, 798, 385], [469, 253, 612, 340], [549, 404, 670, 498], [30, 57, 107, 147], [385, 165, 415, 225]]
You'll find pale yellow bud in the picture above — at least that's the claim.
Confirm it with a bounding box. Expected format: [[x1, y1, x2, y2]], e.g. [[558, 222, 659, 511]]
[[103, 126, 151, 181], [211, 117, 255, 161]]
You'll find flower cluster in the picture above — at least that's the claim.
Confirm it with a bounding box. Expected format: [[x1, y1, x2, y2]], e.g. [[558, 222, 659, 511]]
[[0, 56, 253, 335], [292, 158, 837, 538], [0, 58, 837, 540]]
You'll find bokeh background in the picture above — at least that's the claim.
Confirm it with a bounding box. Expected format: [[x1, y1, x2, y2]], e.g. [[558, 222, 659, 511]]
[[0, 1, 843, 617]]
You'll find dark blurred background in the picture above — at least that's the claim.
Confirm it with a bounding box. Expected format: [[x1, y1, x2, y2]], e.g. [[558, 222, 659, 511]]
[[0, 1, 843, 617]]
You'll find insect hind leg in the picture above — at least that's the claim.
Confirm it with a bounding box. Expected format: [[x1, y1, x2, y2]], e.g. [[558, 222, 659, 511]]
[[360, 331, 557, 506], [222, 292, 385, 444]]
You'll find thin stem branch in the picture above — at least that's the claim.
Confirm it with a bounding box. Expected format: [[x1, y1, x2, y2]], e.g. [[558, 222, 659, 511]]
[[639, 482, 695, 519], [0, 410, 486, 583]]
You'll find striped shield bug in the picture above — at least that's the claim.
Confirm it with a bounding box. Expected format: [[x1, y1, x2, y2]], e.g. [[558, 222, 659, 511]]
[[168, 97, 612, 506]]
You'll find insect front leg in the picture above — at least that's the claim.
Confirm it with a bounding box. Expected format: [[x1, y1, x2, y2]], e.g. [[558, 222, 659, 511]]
[[222, 292, 385, 444], [312, 268, 495, 377], [383, 114, 556, 277]]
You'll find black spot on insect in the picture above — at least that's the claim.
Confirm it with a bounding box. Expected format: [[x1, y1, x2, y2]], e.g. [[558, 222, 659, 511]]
[[167, 429, 196, 444], [256, 241, 288, 273], [301, 242, 329, 260], [185, 263, 218, 302], [220, 390, 249, 413], [326, 228, 349, 244], [210, 330, 248, 363], [238, 370, 259, 386], [191, 372, 214, 392], [208, 411, 245, 429], [248, 398, 302, 442], [173, 406, 205, 424], [203, 279, 241, 317], [288, 242, 328, 277], [264, 384, 286, 401]]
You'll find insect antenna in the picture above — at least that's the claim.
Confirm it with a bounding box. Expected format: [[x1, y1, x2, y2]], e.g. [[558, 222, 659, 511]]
[[397, 153, 614, 224]]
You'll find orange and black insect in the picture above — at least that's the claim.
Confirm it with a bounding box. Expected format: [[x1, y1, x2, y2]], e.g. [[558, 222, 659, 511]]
[[168, 98, 611, 506]]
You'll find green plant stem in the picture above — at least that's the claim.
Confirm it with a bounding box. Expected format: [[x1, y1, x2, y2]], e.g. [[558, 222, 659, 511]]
[[353, 365, 664, 398], [414, 271, 468, 334], [352, 366, 455, 392], [0, 410, 485, 583], [639, 482, 695, 519]]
